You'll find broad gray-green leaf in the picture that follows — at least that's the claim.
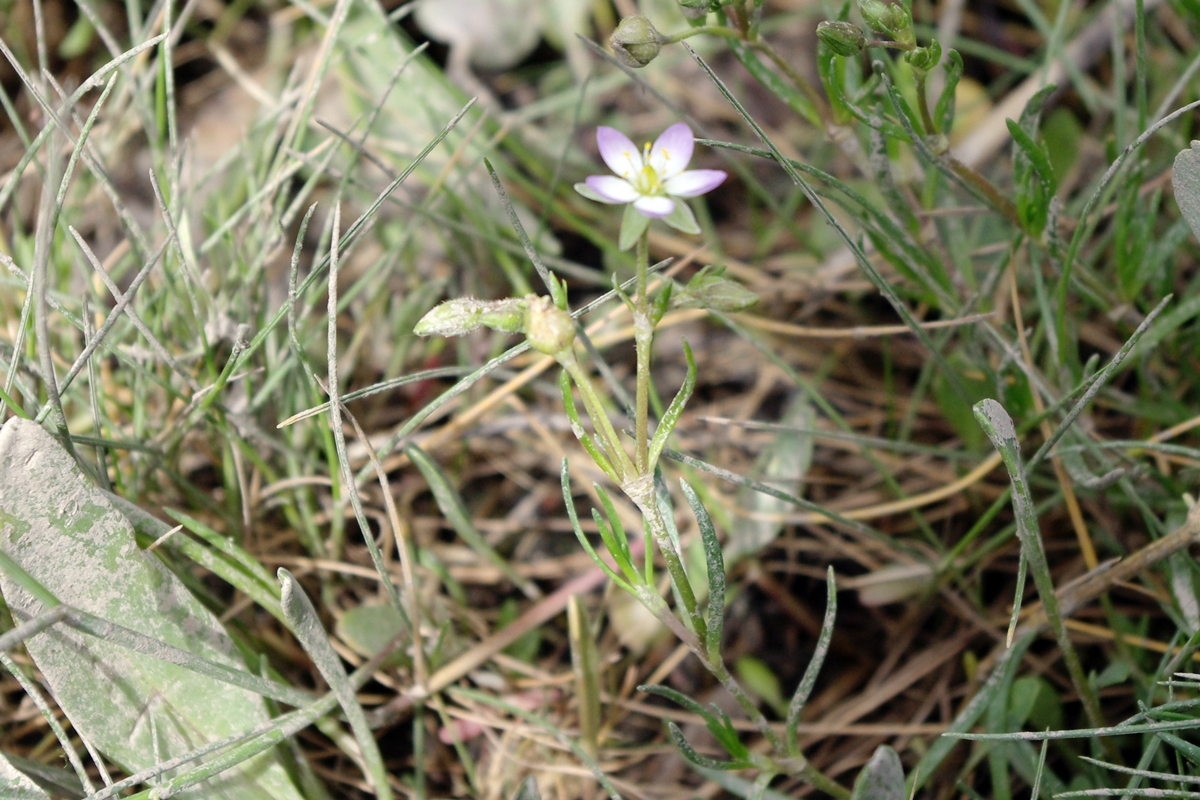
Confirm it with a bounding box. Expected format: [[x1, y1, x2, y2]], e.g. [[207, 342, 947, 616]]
[[1174, 141, 1200, 242], [0, 418, 303, 800], [0, 750, 52, 800], [0, 751, 83, 799], [728, 397, 814, 563], [851, 745, 905, 800], [336, 603, 410, 667], [414, 0, 543, 70]]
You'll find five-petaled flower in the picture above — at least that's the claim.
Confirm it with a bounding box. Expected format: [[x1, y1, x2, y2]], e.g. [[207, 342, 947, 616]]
[[575, 123, 726, 220]]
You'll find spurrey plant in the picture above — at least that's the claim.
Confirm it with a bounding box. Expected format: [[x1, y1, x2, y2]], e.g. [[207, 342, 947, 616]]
[[415, 122, 849, 796]]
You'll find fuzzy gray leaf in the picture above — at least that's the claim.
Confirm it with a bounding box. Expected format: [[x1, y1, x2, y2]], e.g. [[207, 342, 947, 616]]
[[0, 418, 303, 800], [1174, 142, 1200, 242]]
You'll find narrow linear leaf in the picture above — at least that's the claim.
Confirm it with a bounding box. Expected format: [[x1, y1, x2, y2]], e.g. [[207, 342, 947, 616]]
[[787, 567, 837, 755], [407, 443, 539, 598], [647, 340, 696, 470], [560, 461, 633, 593], [278, 569, 392, 800], [681, 479, 724, 663], [666, 722, 753, 771]]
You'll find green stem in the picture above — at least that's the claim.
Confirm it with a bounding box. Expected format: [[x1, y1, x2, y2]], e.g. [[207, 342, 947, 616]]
[[914, 71, 937, 135], [748, 36, 830, 124], [560, 350, 636, 481], [663, 25, 746, 44], [633, 489, 705, 642], [634, 231, 651, 476]]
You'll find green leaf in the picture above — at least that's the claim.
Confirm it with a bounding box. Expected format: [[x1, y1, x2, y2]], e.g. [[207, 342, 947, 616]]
[[407, 443, 540, 598], [850, 745, 905, 800], [933, 49, 963, 132], [933, 354, 991, 452], [728, 396, 813, 562], [0, 751, 54, 800], [567, 595, 601, 757], [673, 266, 758, 312], [648, 341, 697, 470], [618, 203, 650, 250], [335, 604, 410, 668], [681, 479, 724, 663], [278, 569, 392, 800], [666, 722, 753, 771], [1009, 676, 1061, 732], [0, 418, 304, 800], [786, 567, 837, 754], [735, 655, 786, 717], [1173, 141, 1200, 242], [559, 460, 634, 594], [662, 199, 701, 234], [512, 775, 541, 800], [1009, 84, 1058, 236]]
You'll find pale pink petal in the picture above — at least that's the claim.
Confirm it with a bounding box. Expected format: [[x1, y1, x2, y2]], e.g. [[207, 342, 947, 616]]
[[585, 175, 640, 203], [438, 719, 485, 744], [664, 169, 726, 197], [633, 195, 675, 218], [596, 127, 643, 180], [648, 123, 694, 179]]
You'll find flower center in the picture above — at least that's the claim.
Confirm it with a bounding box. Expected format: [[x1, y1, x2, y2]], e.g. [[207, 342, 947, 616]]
[[633, 142, 664, 195]]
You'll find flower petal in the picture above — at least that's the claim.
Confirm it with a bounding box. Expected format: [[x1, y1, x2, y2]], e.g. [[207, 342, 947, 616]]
[[585, 175, 640, 204], [664, 169, 727, 198], [596, 127, 643, 180], [648, 123, 694, 179], [633, 195, 675, 218]]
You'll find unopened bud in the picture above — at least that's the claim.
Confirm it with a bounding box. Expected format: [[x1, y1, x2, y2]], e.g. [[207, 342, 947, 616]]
[[858, 0, 890, 32], [414, 297, 527, 338], [816, 21, 866, 57], [525, 295, 576, 356], [858, 0, 913, 45], [610, 15, 663, 68], [905, 40, 941, 73]]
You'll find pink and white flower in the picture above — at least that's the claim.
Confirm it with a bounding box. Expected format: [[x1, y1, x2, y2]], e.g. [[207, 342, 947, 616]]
[[575, 123, 726, 219]]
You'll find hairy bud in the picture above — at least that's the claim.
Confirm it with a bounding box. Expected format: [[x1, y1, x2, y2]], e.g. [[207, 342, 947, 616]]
[[414, 297, 527, 338], [525, 295, 576, 356]]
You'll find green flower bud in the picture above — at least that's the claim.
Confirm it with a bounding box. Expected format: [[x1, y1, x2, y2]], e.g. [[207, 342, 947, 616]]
[[610, 15, 664, 68], [673, 265, 758, 312], [887, 5, 915, 46], [816, 20, 866, 57], [858, 0, 890, 32], [525, 295, 576, 356], [858, 0, 913, 44], [904, 40, 941, 74], [414, 297, 527, 338]]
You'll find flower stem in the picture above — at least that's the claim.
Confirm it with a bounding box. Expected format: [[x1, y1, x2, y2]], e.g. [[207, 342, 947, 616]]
[[914, 71, 938, 136], [634, 231, 651, 476], [559, 349, 636, 481], [663, 25, 746, 44], [632, 489, 705, 642]]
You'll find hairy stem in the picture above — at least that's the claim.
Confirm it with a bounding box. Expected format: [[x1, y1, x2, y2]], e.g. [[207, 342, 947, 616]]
[[634, 231, 651, 476], [632, 488, 704, 641]]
